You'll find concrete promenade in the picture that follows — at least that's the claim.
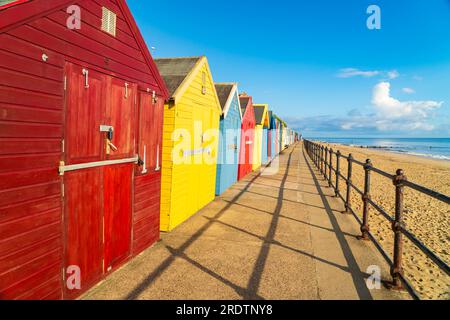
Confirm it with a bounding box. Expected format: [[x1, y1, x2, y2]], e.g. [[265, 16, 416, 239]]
[[84, 143, 408, 300]]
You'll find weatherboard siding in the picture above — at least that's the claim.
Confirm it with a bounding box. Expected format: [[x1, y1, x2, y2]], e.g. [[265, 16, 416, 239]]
[[0, 0, 167, 299], [160, 61, 220, 231], [215, 92, 241, 195], [261, 128, 268, 165], [253, 125, 262, 170]]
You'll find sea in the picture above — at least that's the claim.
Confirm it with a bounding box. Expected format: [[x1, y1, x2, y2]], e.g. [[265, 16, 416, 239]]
[[307, 138, 450, 161]]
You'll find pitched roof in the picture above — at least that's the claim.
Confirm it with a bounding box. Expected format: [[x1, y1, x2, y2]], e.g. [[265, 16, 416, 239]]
[[254, 106, 265, 125], [214, 83, 234, 111], [253, 104, 269, 127], [239, 97, 250, 114], [0, 0, 170, 99], [154, 57, 202, 96]]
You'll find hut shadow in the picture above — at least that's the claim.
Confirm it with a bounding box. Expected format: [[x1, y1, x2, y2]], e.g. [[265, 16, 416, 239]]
[[124, 150, 294, 300], [302, 146, 374, 300], [241, 147, 296, 299], [219, 200, 358, 239], [207, 217, 367, 275], [124, 144, 372, 300]]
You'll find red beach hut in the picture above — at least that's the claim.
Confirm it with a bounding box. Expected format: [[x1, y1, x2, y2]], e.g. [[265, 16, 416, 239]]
[[237, 94, 256, 180], [0, 0, 169, 299]]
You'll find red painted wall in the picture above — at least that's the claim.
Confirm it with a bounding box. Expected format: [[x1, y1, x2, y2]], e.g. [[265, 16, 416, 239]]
[[0, 0, 167, 299], [238, 97, 255, 180]]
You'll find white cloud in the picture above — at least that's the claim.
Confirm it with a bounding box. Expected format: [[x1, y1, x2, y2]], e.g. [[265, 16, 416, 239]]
[[337, 68, 380, 78], [337, 68, 401, 80], [372, 82, 441, 121], [402, 87, 415, 94], [290, 82, 444, 134], [387, 70, 400, 79], [413, 75, 423, 81]]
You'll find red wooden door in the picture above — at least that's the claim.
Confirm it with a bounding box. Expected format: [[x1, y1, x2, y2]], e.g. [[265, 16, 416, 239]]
[[103, 78, 135, 271], [136, 91, 164, 175], [107, 78, 136, 160], [64, 64, 105, 297], [63, 63, 135, 296], [104, 164, 132, 272], [65, 64, 106, 165]]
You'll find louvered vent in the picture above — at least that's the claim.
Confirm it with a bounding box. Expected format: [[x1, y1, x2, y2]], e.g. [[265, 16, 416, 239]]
[[101, 7, 117, 36]]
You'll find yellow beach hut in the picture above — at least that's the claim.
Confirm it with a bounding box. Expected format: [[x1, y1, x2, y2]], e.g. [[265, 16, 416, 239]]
[[155, 57, 221, 231], [252, 104, 269, 170]]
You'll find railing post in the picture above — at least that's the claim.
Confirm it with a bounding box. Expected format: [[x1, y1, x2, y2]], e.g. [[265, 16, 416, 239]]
[[360, 159, 372, 240], [314, 144, 317, 166], [324, 147, 328, 180], [320, 146, 324, 174], [317, 144, 319, 168], [391, 169, 407, 289], [312, 143, 314, 164], [329, 148, 333, 187], [316, 144, 319, 167], [315, 144, 318, 166], [335, 150, 341, 197], [344, 154, 353, 214]]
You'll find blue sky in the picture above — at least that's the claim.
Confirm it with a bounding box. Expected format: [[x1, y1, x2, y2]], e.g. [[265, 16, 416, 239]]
[[127, 0, 450, 137]]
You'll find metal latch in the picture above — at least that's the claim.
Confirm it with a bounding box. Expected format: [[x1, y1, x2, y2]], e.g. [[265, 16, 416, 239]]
[[100, 125, 118, 154], [100, 125, 113, 133]]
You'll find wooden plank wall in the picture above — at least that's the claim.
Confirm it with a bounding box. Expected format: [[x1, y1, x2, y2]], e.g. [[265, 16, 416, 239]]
[[0, 0, 163, 299]]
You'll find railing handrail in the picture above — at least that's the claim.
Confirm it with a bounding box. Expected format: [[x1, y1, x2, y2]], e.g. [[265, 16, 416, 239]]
[[303, 139, 450, 300], [313, 141, 449, 204]]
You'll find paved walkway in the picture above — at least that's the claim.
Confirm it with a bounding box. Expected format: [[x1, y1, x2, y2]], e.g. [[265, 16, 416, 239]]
[[83, 143, 409, 300]]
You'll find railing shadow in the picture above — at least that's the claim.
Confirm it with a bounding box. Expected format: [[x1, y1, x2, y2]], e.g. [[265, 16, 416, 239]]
[[302, 145, 374, 300], [243, 147, 296, 299], [124, 148, 295, 300]]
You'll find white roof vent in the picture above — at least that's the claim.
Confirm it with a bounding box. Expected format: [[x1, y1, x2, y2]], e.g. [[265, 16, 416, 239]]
[[101, 7, 117, 36]]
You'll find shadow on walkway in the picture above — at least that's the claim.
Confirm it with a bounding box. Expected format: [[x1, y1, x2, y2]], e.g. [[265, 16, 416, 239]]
[[82, 143, 406, 300]]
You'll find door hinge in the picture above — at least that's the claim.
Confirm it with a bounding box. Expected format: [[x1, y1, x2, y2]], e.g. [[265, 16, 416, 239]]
[[61, 139, 65, 153], [61, 182, 65, 198], [64, 76, 67, 91], [62, 267, 65, 281]]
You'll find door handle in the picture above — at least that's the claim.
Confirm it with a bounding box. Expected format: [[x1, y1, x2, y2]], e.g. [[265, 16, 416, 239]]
[[105, 139, 118, 155], [108, 141, 118, 152]]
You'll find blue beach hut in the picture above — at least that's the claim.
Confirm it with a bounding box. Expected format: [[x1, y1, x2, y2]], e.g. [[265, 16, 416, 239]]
[[268, 111, 277, 161], [215, 83, 242, 195]]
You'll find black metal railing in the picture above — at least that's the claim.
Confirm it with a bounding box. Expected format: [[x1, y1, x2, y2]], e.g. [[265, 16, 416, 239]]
[[303, 140, 450, 299]]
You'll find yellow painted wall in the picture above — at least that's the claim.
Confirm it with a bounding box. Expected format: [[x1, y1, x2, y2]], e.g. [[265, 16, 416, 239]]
[[252, 105, 268, 170], [252, 125, 262, 170], [160, 59, 221, 231]]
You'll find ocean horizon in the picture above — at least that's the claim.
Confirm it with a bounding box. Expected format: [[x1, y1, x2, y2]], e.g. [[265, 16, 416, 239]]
[[306, 137, 450, 161]]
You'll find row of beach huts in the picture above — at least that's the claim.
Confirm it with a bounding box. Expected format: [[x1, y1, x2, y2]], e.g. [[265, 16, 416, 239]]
[[0, 0, 299, 299]]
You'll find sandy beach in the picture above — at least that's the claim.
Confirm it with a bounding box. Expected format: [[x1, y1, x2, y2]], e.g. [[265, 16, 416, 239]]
[[315, 143, 450, 299]]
